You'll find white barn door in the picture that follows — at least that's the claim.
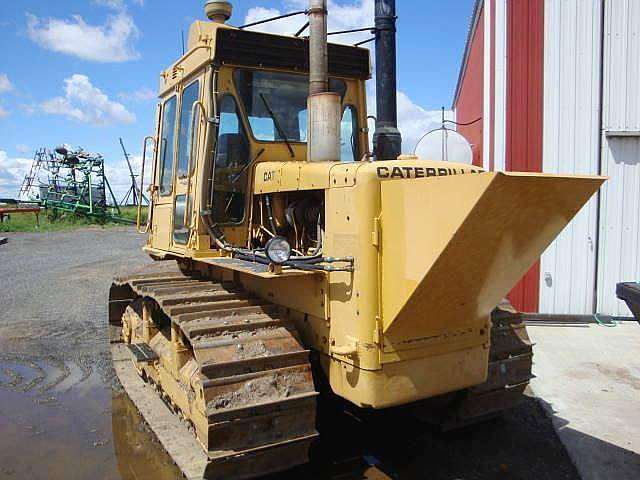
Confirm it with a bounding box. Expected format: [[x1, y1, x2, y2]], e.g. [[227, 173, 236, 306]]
[[539, 0, 602, 314], [597, 0, 640, 315]]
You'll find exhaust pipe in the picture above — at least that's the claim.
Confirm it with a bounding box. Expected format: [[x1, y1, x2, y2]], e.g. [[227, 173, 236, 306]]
[[308, 0, 329, 96], [307, 0, 341, 162], [373, 0, 402, 160]]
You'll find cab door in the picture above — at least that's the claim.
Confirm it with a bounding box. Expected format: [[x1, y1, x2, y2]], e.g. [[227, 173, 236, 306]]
[[171, 75, 203, 251], [151, 94, 178, 251]]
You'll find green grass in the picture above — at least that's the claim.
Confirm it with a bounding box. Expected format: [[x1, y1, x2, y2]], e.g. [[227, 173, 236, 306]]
[[0, 205, 148, 233]]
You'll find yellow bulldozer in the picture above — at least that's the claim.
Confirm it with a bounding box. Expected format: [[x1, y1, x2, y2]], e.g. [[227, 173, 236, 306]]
[[108, 1, 604, 478]]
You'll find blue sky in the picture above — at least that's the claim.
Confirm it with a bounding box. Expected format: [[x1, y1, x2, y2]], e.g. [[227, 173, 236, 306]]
[[0, 0, 473, 198]]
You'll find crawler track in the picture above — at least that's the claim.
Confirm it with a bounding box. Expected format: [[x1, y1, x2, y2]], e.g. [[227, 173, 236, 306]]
[[109, 264, 318, 480], [409, 301, 534, 429], [450, 301, 534, 424]]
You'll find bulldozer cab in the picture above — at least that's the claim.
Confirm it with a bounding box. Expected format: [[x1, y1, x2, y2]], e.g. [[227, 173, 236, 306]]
[[146, 24, 370, 254], [210, 70, 357, 224]]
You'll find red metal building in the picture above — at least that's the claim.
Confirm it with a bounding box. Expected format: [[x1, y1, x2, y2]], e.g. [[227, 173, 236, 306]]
[[454, 0, 640, 317], [454, 0, 544, 311]]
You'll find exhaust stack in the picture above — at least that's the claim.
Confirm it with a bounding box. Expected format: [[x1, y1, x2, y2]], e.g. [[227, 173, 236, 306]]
[[373, 0, 402, 160], [307, 0, 341, 162]]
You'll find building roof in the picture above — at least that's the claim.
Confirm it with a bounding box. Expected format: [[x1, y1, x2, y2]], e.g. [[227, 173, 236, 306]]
[[452, 0, 484, 108]]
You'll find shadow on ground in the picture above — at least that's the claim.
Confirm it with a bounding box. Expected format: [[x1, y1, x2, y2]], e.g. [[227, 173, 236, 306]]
[[536, 398, 640, 480]]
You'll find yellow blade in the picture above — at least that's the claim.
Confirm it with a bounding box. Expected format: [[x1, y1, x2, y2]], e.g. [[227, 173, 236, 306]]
[[381, 171, 605, 342]]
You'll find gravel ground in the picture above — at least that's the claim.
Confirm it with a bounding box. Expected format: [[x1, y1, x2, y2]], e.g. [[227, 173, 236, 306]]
[[0, 227, 582, 480], [0, 227, 153, 387]]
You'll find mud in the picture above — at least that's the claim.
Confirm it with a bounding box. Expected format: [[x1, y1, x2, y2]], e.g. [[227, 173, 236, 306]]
[[0, 228, 581, 479], [208, 370, 307, 410]]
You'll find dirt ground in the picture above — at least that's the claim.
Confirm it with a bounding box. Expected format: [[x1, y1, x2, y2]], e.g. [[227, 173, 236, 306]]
[[0, 227, 581, 480]]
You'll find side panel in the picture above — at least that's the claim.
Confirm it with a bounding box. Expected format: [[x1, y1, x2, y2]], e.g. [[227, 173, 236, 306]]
[[539, 0, 602, 314], [505, 0, 545, 312], [152, 205, 173, 251], [597, 0, 640, 315]]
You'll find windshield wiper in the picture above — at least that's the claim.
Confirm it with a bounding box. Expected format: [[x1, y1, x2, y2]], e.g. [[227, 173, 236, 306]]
[[259, 93, 295, 158], [230, 148, 265, 184]]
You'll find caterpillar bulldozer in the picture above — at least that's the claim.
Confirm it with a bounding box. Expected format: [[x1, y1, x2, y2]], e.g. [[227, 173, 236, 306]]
[[108, 1, 605, 478]]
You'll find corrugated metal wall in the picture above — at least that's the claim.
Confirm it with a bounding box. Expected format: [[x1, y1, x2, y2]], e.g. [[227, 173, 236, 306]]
[[597, 0, 640, 315], [505, 0, 545, 312], [455, 5, 485, 168], [539, 0, 602, 314]]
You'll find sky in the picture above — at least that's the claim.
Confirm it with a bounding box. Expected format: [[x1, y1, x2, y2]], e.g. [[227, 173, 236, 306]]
[[0, 0, 474, 199]]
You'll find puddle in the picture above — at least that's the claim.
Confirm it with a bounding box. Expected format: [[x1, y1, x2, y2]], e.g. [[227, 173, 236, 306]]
[[0, 360, 180, 480], [0, 353, 582, 480], [0, 352, 398, 480]]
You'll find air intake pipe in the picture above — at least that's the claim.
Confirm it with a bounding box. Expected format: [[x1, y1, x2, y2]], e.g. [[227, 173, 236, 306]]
[[307, 0, 341, 162], [373, 0, 402, 160]]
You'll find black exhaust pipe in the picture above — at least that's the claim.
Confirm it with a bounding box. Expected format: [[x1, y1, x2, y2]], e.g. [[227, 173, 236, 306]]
[[373, 0, 402, 160]]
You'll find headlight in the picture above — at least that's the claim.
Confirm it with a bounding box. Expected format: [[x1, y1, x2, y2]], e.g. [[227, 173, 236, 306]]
[[265, 236, 291, 264]]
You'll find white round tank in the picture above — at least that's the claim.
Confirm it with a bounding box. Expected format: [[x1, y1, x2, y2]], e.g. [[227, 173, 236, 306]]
[[414, 128, 473, 165]]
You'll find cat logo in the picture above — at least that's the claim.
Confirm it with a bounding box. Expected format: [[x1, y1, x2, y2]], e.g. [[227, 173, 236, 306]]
[[263, 170, 276, 182], [376, 166, 483, 179]]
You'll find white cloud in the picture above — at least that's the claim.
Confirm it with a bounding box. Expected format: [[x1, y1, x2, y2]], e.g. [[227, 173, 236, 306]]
[[0, 151, 32, 198], [118, 87, 156, 102], [243, 7, 304, 36], [397, 91, 449, 153], [19, 103, 36, 115], [0, 74, 13, 93], [245, 0, 374, 44], [26, 12, 140, 62], [366, 86, 447, 154], [42, 74, 136, 125], [16, 144, 31, 154], [94, 0, 125, 9], [94, 0, 144, 10]]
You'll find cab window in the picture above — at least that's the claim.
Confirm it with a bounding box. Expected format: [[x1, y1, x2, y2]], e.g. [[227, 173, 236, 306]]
[[158, 96, 177, 196], [340, 106, 359, 162], [234, 69, 346, 143], [176, 80, 200, 178], [212, 95, 250, 224]]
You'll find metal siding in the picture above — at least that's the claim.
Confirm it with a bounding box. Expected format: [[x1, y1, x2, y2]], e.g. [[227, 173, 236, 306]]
[[483, 0, 493, 170], [539, 0, 602, 314], [493, 0, 508, 171], [455, 5, 485, 168], [597, 0, 640, 315], [505, 0, 544, 312], [489, 0, 496, 170]]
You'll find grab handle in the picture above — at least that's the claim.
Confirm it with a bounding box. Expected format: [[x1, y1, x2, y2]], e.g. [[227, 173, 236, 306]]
[[137, 135, 156, 234], [185, 100, 207, 230]]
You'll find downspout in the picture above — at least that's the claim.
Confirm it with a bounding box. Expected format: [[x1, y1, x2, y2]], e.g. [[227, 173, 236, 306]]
[[592, 0, 607, 313]]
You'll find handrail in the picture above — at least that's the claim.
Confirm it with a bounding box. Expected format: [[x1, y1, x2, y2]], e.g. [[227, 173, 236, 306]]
[[137, 135, 156, 233], [185, 100, 207, 232]]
